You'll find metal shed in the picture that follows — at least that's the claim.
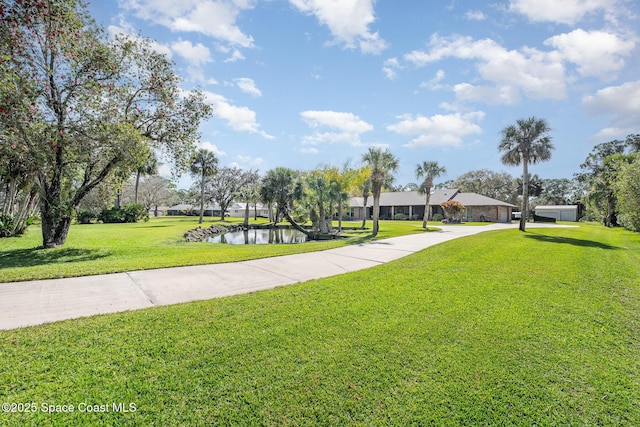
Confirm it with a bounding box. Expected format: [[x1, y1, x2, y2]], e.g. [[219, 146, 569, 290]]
[[534, 205, 579, 221]]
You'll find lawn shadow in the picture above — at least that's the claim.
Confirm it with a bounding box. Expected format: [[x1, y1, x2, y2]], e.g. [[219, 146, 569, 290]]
[[524, 233, 621, 250], [0, 247, 110, 269]]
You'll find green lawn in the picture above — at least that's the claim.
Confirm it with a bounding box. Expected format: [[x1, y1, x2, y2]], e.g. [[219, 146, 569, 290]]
[[1, 224, 638, 425], [0, 217, 435, 282]]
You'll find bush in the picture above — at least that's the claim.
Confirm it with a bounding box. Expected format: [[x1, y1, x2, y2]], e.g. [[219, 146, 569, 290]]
[[432, 213, 444, 222], [394, 213, 407, 220], [98, 204, 149, 223], [0, 215, 15, 237], [76, 210, 97, 224]]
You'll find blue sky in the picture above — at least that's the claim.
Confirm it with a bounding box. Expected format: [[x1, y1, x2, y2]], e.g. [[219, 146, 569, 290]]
[[87, 0, 640, 189]]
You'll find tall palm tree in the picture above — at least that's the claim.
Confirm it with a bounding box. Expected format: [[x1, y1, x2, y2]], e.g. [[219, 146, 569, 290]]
[[499, 117, 554, 231], [415, 161, 446, 228], [189, 148, 218, 224], [362, 147, 399, 236], [134, 151, 159, 205]]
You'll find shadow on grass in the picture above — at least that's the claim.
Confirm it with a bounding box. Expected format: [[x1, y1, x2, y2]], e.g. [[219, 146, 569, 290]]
[[524, 233, 621, 250], [0, 248, 110, 269]]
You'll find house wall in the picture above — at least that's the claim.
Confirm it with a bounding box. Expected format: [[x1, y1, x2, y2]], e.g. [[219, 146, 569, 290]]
[[464, 206, 512, 223], [349, 203, 511, 222], [534, 207, 578, 221]]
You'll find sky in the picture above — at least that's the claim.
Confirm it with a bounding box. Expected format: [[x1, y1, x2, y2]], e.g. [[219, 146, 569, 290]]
[[87, 0, 640, 189]]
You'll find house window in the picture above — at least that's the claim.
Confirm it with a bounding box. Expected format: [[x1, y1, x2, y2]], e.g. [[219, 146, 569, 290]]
[[464, 207, 473, 221]]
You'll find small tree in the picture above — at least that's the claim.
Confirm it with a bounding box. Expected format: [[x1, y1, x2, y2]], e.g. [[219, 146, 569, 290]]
[[440, 200, 465, 222]]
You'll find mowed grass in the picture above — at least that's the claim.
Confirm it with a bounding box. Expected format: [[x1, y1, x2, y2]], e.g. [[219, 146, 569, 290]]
[[0, 217, 435, 282], [0, 224, 638, 425]]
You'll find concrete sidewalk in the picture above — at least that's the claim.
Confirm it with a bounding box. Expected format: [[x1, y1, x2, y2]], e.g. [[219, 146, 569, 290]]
[[0, 223, 568, 330]]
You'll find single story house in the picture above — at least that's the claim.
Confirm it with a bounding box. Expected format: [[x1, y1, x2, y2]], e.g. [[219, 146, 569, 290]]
[[534, 205, 579, 222], [349, 189, 516, 223], [166, 202, 269, 218]]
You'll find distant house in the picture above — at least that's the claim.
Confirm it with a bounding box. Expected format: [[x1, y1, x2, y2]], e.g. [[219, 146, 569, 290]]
[[226, 203, 270, 218], [534, 205, 579, 222], [166, 203, 269, 218], [349, 189, 516, 223]]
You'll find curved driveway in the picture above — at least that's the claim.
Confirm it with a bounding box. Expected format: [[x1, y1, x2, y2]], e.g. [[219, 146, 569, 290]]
[[0, 223, 571, 330]]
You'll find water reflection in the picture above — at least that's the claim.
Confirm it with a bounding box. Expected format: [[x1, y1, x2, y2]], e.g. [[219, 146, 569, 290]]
[[205, 228, 308, 244]]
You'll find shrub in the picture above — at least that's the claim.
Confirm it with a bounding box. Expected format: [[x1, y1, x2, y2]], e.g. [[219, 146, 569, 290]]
[[394, 213, 407, 220], [76, 210, 97, 224], [440, 200, 465, 221], [98, 204, 149, 223], [0, 215, 15, 237], [432, 213, 444, 222]]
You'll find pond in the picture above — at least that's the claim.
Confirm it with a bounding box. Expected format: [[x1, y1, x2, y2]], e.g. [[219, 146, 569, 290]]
[[205, 228, 308, 244]]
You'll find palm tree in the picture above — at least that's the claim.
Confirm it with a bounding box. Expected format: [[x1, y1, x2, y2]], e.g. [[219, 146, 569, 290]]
[[415, 161, 446, 228], [134, 151, 159, 205], [362, 147, 399, 236], [189, 148, 218, 224], [499, 117, 554, 231], [260, 167, 308, 236], [351, 166, 372, 228]]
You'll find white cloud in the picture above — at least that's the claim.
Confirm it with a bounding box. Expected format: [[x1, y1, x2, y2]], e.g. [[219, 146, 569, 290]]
[[107, 17, 173, 57], [171, 39, 212, 67], [404, 34, 567, 104], [203, 91, 274, 139], [420, 69, 446, 90], [583, 80, 640, 127], [224, 49, 246, 63], [119, 0, 255, 48], [544, 29, 636, 78], [288, 0, 388, 54], [464, 10, 486, 21], [235, 155, 264, 167], [592, 127, 637, 141], [508, 0, 620, 25], [300, 110, 373, 146], [387, 111, 485, 148], [234, 78, 262, 97], [198, 142, 227, 156], [298, 147, 319, 154], [301, 110, 373, 133], [383, 57, 401, 80]]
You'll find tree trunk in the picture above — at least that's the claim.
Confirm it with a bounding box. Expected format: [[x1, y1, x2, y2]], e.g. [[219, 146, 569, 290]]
[[422, 192, 431, 229], [338, 204, 343, 232], [361, 195, 369, 228], [372, 193, 380, 236], [41, 210, 72, 248], [605, 193, 617, 227], [318, 203, 328, 234], [243, 203, 250, 227], [283, 211, 310, 237], [134, 172, 141, 204], [520, 160, 529, 232], [198, 176, 205, 224]]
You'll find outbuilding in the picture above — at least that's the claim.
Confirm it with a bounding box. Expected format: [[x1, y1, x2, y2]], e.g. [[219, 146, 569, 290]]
[[534, 205, 579, 222]]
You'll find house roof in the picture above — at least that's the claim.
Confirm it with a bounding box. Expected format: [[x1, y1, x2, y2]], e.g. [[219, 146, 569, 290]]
[[453, 193, 517, 208], [350, 189, 460, 208], [535, 205, 578, 210], [350, 189, 515, 208]]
